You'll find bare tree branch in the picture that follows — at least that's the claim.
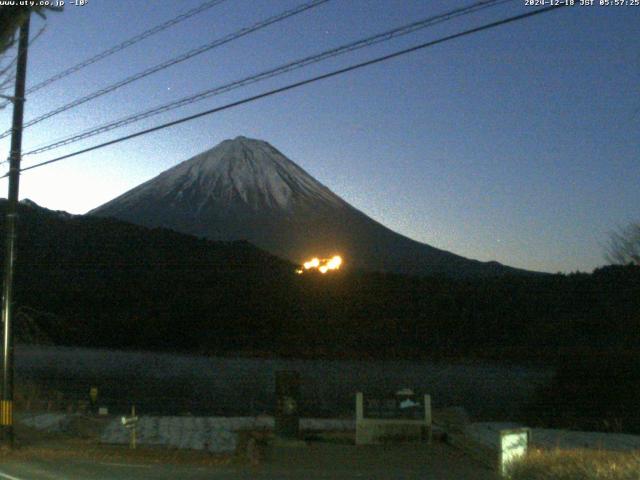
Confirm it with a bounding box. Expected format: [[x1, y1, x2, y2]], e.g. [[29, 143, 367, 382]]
[[0, 22, 47, 106], [0, 5, 60, 54], [605, 223, 640, 266]]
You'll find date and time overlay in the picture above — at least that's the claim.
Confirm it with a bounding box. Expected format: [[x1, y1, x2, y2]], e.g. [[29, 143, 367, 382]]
[[1, 0, 639, 9], [0, 1, 85, 8], [525, 0, 639, 6]]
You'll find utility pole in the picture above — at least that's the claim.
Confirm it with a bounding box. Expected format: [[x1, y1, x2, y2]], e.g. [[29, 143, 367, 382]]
[[1, 13, 30, 447]]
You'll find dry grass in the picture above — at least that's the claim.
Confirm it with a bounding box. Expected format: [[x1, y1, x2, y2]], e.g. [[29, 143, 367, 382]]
[[1, 441, 235, 467], [506, 448, 640, 480], [0, 423, 236, 467]]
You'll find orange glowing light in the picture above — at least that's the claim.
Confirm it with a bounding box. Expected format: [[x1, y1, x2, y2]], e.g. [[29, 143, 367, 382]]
[[298, 255, 343, 274], [303, 258, 321, 269]]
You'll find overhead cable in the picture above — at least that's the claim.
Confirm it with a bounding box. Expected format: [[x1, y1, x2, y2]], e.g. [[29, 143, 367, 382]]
[[23, 0, 512, 157], [0, 0, 229, 109], [0, 0, 330, 139], [8, 4, 567, 177]]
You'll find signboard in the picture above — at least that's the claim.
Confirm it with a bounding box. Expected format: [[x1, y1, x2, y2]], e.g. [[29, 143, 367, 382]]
[[121, 415, 139, 429], [356, 392, 432, 445], [363, 396, 424, 420], [500, 428, 530, 475]]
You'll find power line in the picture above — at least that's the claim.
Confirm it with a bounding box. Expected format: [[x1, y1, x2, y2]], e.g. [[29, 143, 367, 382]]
[[8, 4, 567, 178], [0, 0, 330, 140], [23, 0, 512, 158], [0, 0, 228, 109], [24, 0, 509, 156]]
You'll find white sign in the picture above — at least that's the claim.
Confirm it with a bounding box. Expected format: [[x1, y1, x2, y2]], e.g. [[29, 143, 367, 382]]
[[121, 415, 139, 429], [500, 428, 530, 475]]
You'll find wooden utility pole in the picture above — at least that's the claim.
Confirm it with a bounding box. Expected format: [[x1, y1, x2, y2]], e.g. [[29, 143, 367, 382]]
[[1, 13, 30, 447]]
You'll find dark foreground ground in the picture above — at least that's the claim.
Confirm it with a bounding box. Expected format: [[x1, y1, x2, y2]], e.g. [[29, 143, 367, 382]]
[[0, 424, 499, 480], [0, 442, 499, 480]]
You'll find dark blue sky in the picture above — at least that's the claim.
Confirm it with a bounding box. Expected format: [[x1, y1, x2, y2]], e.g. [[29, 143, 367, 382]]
[[0, 0, 638, 273]]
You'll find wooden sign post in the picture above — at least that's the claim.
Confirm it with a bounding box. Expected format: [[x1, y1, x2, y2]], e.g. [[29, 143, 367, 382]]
[[121, 405, 139, 449]]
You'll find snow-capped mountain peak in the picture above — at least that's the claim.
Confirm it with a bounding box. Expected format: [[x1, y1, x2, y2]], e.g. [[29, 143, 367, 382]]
[[91, 136, 530, 277], [124, 136, 344, 213]]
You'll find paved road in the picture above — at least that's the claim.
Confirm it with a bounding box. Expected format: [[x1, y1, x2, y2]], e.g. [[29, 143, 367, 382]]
[[0, 443, 499, 479], [0, 459, 240, 480]]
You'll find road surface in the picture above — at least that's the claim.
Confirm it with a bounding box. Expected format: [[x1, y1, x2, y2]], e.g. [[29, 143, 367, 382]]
[[0, 443, 499, 479]]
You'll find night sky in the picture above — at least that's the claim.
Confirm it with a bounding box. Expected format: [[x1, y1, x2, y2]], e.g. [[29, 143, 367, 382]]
[[0, 0, 638, 274]]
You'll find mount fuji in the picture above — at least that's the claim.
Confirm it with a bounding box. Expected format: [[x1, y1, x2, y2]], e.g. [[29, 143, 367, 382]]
[[90, 136, 530, 277]]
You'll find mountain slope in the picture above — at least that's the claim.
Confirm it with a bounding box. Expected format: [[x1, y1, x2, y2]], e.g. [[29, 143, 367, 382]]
[[91, 136, 534, 277], [3, 199, 638, 372], [1, 198, 295, 350]]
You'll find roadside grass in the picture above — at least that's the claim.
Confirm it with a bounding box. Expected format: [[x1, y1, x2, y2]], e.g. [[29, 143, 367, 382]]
[[0, 423, 236, 467], [1, 441, 236, 467], [507, 448, 640, 480]]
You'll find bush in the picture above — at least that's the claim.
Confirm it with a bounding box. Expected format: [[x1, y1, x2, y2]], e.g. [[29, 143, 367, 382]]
[[526, 351, 640, 434], [507, 448, 640, 480]]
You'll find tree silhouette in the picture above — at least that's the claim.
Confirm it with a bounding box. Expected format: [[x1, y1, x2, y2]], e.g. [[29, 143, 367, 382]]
[[0, 5, 61, 53], [606, 222, 640, 266], [0, 5, 60, 105]]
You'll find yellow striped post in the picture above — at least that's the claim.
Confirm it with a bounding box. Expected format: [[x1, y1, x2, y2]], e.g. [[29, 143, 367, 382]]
[[0, 400, 12, 426]]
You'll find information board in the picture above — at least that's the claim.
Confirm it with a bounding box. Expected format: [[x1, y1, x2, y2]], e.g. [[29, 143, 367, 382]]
[[363, 395, 424, 420]]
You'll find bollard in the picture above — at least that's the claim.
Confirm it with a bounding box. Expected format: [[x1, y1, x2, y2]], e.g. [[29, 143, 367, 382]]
[[275, 371, 300, 439], [89, 386, 98, 413], [131, 406, 136, 449]]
